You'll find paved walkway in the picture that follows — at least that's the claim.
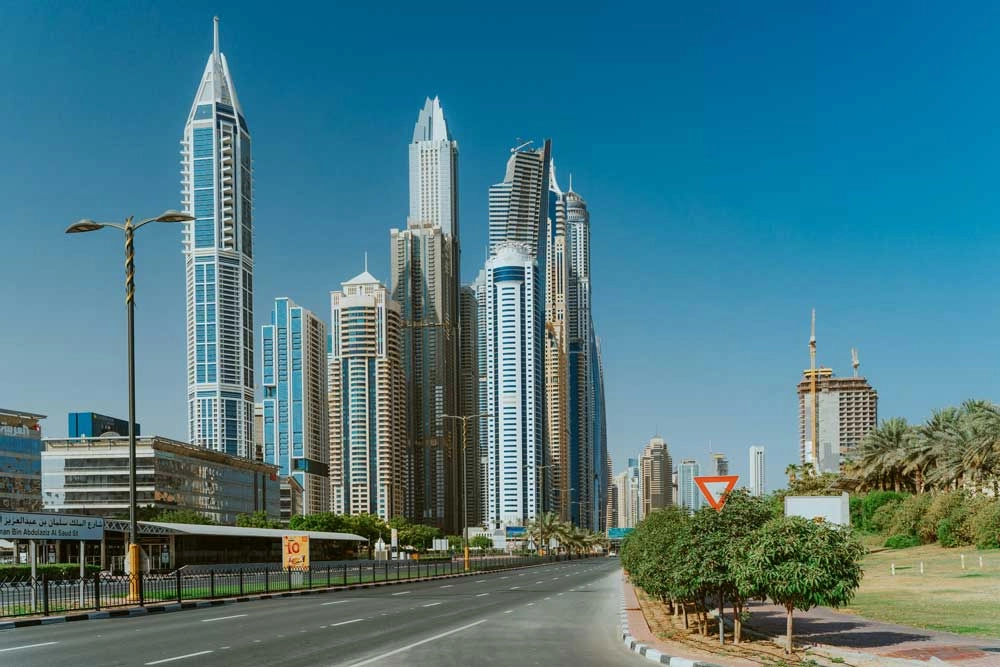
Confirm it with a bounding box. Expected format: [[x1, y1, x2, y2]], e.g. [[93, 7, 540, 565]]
[[744, 602, 1000, 666]]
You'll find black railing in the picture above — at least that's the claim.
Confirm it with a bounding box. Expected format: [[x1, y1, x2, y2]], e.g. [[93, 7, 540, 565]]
[[0, 553, 596, 618]]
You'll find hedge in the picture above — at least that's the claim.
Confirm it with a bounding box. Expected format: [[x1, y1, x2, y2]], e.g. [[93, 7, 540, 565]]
[[0, 563, 102, 582]]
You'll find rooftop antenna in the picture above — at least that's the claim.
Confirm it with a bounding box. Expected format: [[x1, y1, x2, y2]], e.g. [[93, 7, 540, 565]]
[[213, 16, 220, 61], [569, 173, 574, 192], [852, 347, 860, 378], [364, 251, 368, 273], [809, 309, 818, 469], [511, 139, 534, 153]]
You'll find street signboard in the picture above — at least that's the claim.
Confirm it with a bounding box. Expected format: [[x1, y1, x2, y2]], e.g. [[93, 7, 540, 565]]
[[607, 527, 634, 540], [694, 475, 739, 511], [282, 535, 309, 569], [505, 526, 526, 539], [785, 493, 850, 526], [0, 512, 104, 541]]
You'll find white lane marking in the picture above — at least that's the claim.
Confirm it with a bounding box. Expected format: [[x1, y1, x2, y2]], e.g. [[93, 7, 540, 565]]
[[220, 647, 231, 650], [535, 581, 544, 584], [475, 580, 486, 583], [526, 603, 535, 606], [500, 576, 509, 580], [422, 602, 441, 607], [0, 642, 58, 653], [509, 586, 520, 590], [346, 619, 487, 667], [201, 614, 247, 623], [332, 618, 364, 627], [518, 574, 525, 577], [322, 600, 348, 605], [145, 651, 214, 665], [476, 593, 489, 597], [544, 597, 551, 600], [439, 584, 453, 588], [504, 610, 513, 614], [391, 591, 411, 596]]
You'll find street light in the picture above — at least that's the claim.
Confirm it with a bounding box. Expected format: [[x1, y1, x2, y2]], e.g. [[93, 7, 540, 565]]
[[442, 412, 491, 572], [66, 210, 194, 600]]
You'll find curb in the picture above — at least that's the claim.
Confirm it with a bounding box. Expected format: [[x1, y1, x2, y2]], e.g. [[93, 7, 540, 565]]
[[618, 581, 725, 667], [0, 560, 557, 631]]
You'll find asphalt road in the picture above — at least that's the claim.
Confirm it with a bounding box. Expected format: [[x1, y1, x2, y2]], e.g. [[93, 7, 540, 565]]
[[0, 558, 640, 666]]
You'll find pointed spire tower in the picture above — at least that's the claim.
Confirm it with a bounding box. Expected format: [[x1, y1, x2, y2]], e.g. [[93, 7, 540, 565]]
[[181, 17, 255, 458]]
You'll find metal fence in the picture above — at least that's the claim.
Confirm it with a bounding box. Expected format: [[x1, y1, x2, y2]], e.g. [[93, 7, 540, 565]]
[[0, 554, 590, 618]]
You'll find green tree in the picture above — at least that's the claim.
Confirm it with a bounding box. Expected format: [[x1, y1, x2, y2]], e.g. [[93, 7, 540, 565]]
[[342, 513, 389, 557], [149, 509, 216, 525], [289, 512, 348, 533], [470, 534, 493, 550], [734, 516, 866, 653], [236, 511, 281, 529]]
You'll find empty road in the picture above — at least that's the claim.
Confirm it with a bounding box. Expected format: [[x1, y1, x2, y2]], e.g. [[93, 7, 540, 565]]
[[0, 558, 639, 666]]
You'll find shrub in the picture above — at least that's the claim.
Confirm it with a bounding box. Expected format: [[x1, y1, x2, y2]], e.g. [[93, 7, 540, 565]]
[[887, 494, 933, 539], [849, 496, 865, 530], [862, 491, 909, 529], [0, 563, 102, 582], [968, 500, 1000, 549], [936, 519, 960, 547], [884, 534, 920, 549], [868, 500, 902, 533], [919, 492, 967, 543]]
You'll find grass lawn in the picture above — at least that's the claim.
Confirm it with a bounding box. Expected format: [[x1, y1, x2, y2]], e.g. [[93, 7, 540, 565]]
[[842, 542, 1000, 637]]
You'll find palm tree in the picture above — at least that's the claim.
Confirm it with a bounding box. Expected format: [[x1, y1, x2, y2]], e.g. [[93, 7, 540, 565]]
[[526, 512, 562, 554], [857, 417, 911, 491], [963, 401, 1000, 496]]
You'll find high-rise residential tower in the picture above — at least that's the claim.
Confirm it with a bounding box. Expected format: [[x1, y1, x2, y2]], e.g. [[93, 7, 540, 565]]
[[483, 243, 544, 527], [182, 18, 255, 458], [261, 298, 329, 515], [749, 445, 765, 496], [328, 270, 406, 520], [612, 457, 641, 528], [488, 141, 552, 256], [678, 459, 701, 512], [390, 97, 461, 532], [710, 453, 730, 476], [797, 370, 878, 473], [458, 284, 482, 527], [640, 437, 672, 516]]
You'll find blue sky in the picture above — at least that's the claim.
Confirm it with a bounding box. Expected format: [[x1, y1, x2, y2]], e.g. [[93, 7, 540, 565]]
[[2, 2, 998, 492]]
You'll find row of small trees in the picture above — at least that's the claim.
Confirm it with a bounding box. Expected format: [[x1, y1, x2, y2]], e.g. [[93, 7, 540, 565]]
[[620, 490, 865, 653], [524, 512, 608, 555]]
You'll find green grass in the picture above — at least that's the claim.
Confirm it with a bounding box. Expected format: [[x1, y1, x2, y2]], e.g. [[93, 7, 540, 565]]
[[842, 544, 1000, 637]]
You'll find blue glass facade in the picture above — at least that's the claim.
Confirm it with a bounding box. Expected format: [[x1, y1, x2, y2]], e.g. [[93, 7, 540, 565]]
[[0, 412, 45, 512]]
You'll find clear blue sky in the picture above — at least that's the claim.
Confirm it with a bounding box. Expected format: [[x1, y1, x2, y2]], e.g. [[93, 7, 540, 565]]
[[2, 2, 998, 492]]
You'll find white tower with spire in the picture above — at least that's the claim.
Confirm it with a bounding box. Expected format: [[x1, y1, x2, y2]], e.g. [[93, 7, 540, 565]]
[[181, 18, 255, 458]]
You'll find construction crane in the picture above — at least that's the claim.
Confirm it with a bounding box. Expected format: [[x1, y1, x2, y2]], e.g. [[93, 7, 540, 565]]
[[511, 139, 534, 153], [852, 347, 860, 378]]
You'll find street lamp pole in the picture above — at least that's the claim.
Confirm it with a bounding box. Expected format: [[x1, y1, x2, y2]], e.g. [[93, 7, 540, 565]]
[[442, 412, 491, 573], [67, 210, 193, 601]]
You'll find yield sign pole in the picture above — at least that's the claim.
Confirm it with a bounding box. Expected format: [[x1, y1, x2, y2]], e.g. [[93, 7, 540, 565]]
[[694, 475, 740, 511]]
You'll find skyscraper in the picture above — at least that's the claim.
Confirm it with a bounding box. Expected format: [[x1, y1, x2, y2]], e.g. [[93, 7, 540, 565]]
[[488, 141, 551, 256], [390, 97, 461, 532], [328, 270, 406, 520], [544, 166, 570, 520], [678, 459, 701, 512], [710, 453, 730, 476], [640, 437, 673, 516], [797, 370, 878, 473], [261, 298, 329, 515], [182, 18, 255, 458], [612, 457, 641, 528], [749, 445, 765, 496], [483, 243, 543, 527], [458, 284, 482, 527]]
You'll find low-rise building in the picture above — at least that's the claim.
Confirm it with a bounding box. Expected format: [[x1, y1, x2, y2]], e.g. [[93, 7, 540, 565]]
[[41, 435, 280, 525]]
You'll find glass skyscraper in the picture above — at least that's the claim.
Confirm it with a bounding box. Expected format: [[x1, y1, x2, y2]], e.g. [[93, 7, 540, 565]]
[[182, 18, 255, 458], [261, 298, 329, 515]]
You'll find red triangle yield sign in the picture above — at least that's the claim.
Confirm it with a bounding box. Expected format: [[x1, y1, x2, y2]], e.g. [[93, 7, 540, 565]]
[[694, 475, 740, 511]]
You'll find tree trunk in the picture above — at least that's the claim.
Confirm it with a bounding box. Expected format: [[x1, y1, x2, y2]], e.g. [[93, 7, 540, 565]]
[[785, 604, 794, 654], [682, 604, 689, 629], [718, 591, 725, 645], [734, 602, 743, 645]]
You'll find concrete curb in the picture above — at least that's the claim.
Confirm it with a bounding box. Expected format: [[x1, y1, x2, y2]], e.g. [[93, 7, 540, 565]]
[[617, 582, 725, 667], [0, 560, 556, 631]]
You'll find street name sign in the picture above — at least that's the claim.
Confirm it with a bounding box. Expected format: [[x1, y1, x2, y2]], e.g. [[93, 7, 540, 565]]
[[0, 512, 104, 541], [694, 475, 739, 511]]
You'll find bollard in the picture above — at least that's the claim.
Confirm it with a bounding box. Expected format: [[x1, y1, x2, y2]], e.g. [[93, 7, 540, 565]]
[[962, 554, 966, 570], [287, 567, 292, 591], [309, 566, 313, 589], [342, 564, 347, 587], [42, 573, 49, 616], [176, 569, 183, 603], [210, 570, 216, 598], [94, 571, 101, 610], [891, 563, 895, 576], [264, 568, 269, 593], [239, 568, 244, 596], [980, 556, 984, 569], [920, 561, 924, 575]]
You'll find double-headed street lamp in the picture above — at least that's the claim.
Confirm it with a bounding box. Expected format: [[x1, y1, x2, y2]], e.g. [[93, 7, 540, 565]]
[[442, 412, 491, 572], [66, 210, 194, 598]]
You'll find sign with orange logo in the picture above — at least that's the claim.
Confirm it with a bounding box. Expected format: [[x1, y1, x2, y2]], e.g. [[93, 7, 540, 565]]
[[282, 535, 309, 569]]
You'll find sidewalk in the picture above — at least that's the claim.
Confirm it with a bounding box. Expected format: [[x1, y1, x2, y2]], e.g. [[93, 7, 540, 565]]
[[743, 603, 1000, 666]]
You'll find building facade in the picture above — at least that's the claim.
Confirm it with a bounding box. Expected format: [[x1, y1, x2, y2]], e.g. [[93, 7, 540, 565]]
[[390, 97, 461, 532], [0, 409, 46, 512], [749, 445, 765, 496], [458, 284, 482, 527], [328, 271, 406, 521], [488, 142, 551, 256], [261, 297, 329, 515], [68, 413, 136, 438], [182, 19, 255, 458], [797, 371, 878, 473], [678, 459, 701, 512], [640, 437, 672, 516], [483, 244, 544, 527], [41, 436, 279, 524], [544, 167, 570, 520], [612, 457, 641, 528]]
